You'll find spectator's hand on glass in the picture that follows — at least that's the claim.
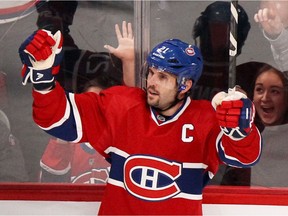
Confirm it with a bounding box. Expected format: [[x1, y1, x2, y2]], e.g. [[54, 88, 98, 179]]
[[104, 21, 134, 62], [254, 5, 284, 38], [104, 21, 135, 87]]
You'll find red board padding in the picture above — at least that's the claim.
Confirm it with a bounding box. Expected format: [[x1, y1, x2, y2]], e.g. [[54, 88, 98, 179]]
[[203, 186, 288, 205], [1, 184, 288, 205], [0, 183, 105, 201]]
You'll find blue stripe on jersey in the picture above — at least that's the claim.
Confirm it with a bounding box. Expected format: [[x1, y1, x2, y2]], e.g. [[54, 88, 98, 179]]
[[109, 153, 125, 183], [80, 143, 96, 154], [45, 108, 78, 141], [202, 171, 211, 187], [217, 138, 261, 168], [45, 93, 82, 142]]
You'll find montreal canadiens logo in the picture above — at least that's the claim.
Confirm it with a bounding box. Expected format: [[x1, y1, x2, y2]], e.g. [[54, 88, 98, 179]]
[[71, 168, 109, 184], [185, 47, 195, 56], [124, 155, 181, 201]]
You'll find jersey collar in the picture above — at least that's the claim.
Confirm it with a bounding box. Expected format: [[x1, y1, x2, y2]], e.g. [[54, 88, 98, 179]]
[[150, 97, 191, 126]]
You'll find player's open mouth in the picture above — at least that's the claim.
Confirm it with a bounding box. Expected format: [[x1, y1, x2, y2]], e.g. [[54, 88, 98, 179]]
[[147, 88, 159, 96]]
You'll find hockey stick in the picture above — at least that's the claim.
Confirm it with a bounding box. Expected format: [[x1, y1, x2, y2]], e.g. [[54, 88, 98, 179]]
[[229, 0, 238, 88]]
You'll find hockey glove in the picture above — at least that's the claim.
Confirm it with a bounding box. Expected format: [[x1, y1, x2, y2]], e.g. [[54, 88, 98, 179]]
[[19, 29, 63, 90], [212, 87, 255, 141]]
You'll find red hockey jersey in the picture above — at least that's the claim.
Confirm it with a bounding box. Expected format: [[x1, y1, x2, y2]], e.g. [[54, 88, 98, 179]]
[[32, 83, 261, 215], [40, 138, 110, 184]]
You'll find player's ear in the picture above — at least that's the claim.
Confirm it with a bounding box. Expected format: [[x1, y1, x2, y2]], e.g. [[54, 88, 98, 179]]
[[180, 79, 193, 94], [178, 80, 192, 99]]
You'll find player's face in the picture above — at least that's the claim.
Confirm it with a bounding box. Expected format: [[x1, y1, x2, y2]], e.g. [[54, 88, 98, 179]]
[[146, 67, 178, 111], [253, 70, 288, 126]]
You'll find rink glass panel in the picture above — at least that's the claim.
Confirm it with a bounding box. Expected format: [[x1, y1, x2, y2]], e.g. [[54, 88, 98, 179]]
[[0, 0, 285, 191]]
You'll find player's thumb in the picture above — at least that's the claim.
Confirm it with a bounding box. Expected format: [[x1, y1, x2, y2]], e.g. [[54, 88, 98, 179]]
[[211, 91, 227, 110], [53, 30, 63, 54]]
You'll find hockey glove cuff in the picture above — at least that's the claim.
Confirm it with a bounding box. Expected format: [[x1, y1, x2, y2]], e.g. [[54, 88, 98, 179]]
[[212, 87, 255, 141], [19, 29, 63, 90]]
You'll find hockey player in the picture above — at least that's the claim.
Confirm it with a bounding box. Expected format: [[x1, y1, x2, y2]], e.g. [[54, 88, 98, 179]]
[[40, 138, 110, 184], [18, 29, 262, 215]]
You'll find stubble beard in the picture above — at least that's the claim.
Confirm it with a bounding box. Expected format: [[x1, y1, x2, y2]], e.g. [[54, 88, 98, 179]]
[[147, 95, 160, 108]]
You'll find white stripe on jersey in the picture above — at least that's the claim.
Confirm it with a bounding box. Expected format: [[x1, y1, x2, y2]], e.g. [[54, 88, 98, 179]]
[[183, 163, 208, 169], [174, 192, 202, 200], [38, 97, 71, 130], [38, 93, 83, 143], [104, 146, 130, 158], [108, 178, 125, 188], [69, 93, 83, 143]]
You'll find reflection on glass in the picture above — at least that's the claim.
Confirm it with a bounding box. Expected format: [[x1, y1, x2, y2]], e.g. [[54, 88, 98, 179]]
[[0, 0, 133, 183], [209, 0, 288, 188], [191, 1, 250, 100], [255, 0, 288, 78], [0, 0, 287, 191], [212, 63, 288, 187]]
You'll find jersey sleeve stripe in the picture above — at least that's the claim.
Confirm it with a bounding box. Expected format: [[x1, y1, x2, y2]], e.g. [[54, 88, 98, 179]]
[[38, 93, 83, 143], [68, 93, 83, 143], [40, 160, 71, 175], [217, 128, 262, 168], [38, 97, 71, 131]]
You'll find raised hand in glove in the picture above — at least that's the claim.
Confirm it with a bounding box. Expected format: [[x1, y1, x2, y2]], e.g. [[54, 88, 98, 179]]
[[19, 29, 63, 90], [212, 86, 255, 141]]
